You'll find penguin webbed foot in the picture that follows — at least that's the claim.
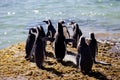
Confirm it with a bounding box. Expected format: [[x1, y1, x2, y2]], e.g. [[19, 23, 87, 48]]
[[25, 55, 35, 62], [57, 59, 63, 63], [56, 58, 63, 63], [25, 57, 30, 61], [25, 55, 31, 61]]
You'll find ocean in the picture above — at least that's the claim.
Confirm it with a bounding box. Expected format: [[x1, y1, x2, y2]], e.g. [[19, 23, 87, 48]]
[[0, 0, 120, 49]]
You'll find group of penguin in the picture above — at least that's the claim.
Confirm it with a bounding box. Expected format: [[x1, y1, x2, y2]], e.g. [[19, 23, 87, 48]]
[[25, 19, 98, 74]]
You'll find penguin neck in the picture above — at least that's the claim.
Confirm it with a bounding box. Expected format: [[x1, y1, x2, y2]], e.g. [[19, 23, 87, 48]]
[[48, 24, 54, 30], [48, 21, 52, 26]]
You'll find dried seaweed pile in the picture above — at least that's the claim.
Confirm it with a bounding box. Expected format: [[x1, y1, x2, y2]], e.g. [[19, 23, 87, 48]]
[[0, 42, 120, 80]]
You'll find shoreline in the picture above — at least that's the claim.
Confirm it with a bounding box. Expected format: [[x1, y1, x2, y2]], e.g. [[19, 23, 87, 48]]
[[95, 32, 120, 43], [0, 32, 120, 50], [0, 39, 120, 80]]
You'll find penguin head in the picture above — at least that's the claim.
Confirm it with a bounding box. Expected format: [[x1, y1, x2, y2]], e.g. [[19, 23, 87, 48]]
[[43, 19, 51, 25], [69, 21, 75, 25], [90, 33, 95, 40], [29, 27, 37, 35], [59, 20, 67, 27], [74, 23, 79, 30], [37, 25, 45, 38], [59, 20, 65, 24], [79, 36, 87, 47], [43, 20, 48, 24], [57, 22, 63, 34], [68, 21, 76, 30], [28, 27, 39, 39]]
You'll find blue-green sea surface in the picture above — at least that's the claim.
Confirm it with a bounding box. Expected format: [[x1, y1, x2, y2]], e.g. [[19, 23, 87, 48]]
[[0, 0, 120, 49]]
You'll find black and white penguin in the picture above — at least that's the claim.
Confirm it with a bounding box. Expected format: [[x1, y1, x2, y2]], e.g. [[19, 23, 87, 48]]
[[72, 23, 82, 48], [54, 22, 66, 63], [59, 20, 70, 39], [37, 25, 47, 59], [88, 33, 98, 63], [88, 33, 111, 65], [77, 37, 93, 74], [43, 19, 56, 38], [34, 26, 45, 69], [25, 27, 37, 60]]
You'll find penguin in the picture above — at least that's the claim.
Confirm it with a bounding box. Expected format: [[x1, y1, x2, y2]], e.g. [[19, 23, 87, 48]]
[[34, 26, 45, 69], [25, 27, 38, 60], [43, 19, 56, 39], [54, 22, 66, 63], [37, 25, 47, 59], [88, 33, 98, 63], [72, 23, 82, 48], [77, 37, 93, 74], [59, 20, 70, 39]]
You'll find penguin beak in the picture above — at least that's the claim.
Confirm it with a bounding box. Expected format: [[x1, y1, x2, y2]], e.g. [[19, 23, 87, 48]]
[[43, 20, 46, 22], [43, 20, 48, 24]]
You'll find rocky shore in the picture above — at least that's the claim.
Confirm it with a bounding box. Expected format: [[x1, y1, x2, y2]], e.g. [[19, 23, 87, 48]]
[[0, 40, 120, 80]]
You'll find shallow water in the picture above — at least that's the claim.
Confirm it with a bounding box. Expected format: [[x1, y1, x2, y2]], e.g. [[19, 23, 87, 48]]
[[0, 0, 120, 49]]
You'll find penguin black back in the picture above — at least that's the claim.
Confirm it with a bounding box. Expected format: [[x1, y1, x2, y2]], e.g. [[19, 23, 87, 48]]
[[34, 26, 45, 69], [25, 28, 37, 60], [54, 22, 66, 63], [38, 25, 47, 59], [77, 37, 93, 74], [89, 33, 98, 63]]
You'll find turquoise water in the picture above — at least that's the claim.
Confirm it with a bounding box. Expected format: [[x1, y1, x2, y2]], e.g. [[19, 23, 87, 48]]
[[0, 0, 120, 49]]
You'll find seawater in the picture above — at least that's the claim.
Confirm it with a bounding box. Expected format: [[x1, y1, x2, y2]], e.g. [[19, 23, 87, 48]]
[[0, 0, 120, 49]]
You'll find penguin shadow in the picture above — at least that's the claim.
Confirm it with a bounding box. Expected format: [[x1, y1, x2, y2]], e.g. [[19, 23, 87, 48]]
[[67, 50, 77, 56], [88, 71, 109, 80], [94, 61, 112, 66], [46, 51, 55, 58], [61, 61, 77, 68], [61, 51, 77, 68], [41, 66, 63, 77]]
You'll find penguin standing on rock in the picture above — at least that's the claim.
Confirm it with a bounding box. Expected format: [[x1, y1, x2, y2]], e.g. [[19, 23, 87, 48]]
[[88, 33, 98, 63], [77, 37, 93, 74], [54, 22, 66, 63], [25, 27, 37, 60], [71, 22, 82, 48], [43, 19, 56, 39], [34, 26, 45, 69]]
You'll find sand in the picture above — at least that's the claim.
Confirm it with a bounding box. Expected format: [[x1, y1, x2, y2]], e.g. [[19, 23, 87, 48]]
[[0, 40, 120, 80]]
